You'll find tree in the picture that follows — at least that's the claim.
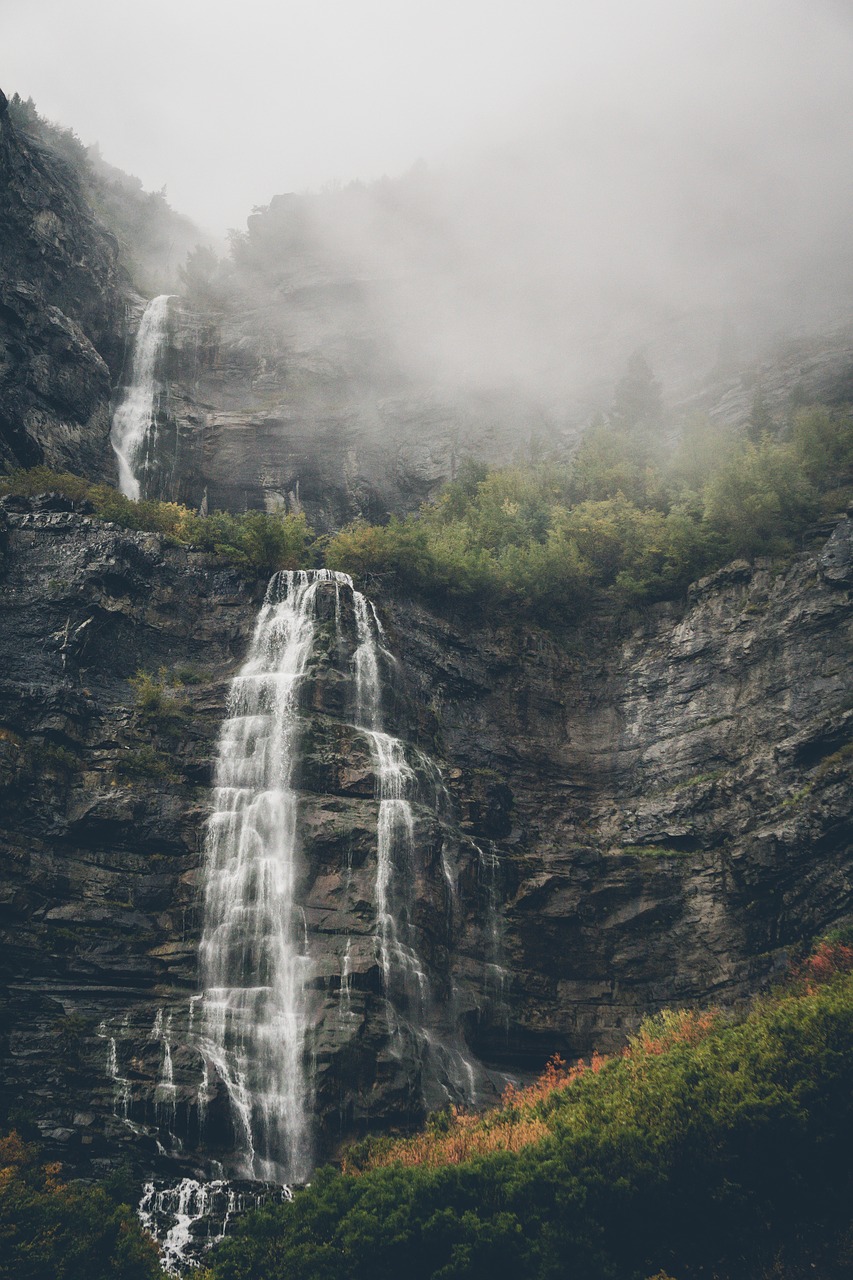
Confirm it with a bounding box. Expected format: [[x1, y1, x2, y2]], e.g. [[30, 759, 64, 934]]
[[610, 350, 663, 431]]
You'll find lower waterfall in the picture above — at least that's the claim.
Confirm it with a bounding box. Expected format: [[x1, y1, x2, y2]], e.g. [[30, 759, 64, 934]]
[[124, 568, 500, 1268], [197, 570, 323, 1183]]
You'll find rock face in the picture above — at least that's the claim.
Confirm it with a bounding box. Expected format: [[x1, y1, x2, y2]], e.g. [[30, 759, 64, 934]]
[[148, 294, 553, 532], [0, 495, 850, 1184], [0, 103, 125, 477], [142, 293, 853, 533], [394, 534, 853, 1066], [139, 182, 560, 530]]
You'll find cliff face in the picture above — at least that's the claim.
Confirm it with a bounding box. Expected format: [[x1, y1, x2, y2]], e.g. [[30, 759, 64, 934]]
[[143, 185, 557, 529], [152, 295, 551, 532], [0, 92, 125, 479], [138, 292, 853, 536], [395, 523, 853, 1066], [0, 493, 849, 1181]]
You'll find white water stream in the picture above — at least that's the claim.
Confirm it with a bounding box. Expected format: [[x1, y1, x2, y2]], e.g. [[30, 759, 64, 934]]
[[111, 293, 172, 499], [197, 569, 336, 1182], [127, 568, 496, 1267]]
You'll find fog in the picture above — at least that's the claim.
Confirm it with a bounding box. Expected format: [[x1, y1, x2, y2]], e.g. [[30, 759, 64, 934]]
[[6, 0, 853, 407], [224, 0, 853, 409]]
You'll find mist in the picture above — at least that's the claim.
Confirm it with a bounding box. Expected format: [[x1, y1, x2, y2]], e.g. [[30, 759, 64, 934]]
[[202, 0, 853, 417], [7, 0, 853, 416]]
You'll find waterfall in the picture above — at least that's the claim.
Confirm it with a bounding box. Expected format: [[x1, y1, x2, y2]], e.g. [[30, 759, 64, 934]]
[[139, 1179, 291, 1274], [111, 294, 172, 500], [477, 844, 511, 1030], [195, 568, 485, 1183], [353, 593, 430, 1015], [135, 568, 498, 1266], [197, 570, 340, 1183]]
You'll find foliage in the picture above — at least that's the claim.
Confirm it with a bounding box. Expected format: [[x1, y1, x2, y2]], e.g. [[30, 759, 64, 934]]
[[178, 244, 234, 308], [206, 965, 853, 1280], [125, 668, 191, 775], [792, 404, 853, 489], [324, 404, 852, 626], [324, 516, 436, 583], [618, 844, 690, 857], [702, 436, 820, 557], [0, 468, 313, 575], [129, 668, 187, 723], [115, 744, 176, 781], [0, 1131, 164, 1280], [200, 508, 314, 574], [2, 398, 851, 628], [20, 741, 80, 779], [567, 420, 663, 506], [610, 349, 664, 431]]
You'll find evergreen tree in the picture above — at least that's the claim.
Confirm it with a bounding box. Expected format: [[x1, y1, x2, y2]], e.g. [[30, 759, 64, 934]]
[[610, 349, 663, 430]]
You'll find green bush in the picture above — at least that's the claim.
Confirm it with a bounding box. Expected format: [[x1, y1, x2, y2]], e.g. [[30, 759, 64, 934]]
[[702, 437, 819, 557], [0, 469, 313, 575], [206, 971, 853, 1280], [129, 669, 188, 728], [195, 508, 314, 573], [792, 404, 853, 490], [0, 1131, 164, 1280], [325, 517, 436, 583]]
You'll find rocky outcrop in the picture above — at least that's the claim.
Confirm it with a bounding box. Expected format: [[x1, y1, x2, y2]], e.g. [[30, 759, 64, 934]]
[[151, 294, 552, 531], [0, 498, 850, 1186], [397, 526, 853, 1067], [0, 495, 260, 1174], [0, 98, 125, 477]]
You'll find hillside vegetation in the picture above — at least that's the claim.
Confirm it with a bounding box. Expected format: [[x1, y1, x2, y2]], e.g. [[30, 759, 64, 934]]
[[0, 468, 312, 575], [3, 402, 850, 627], [0, 1132, 162, 1280], [202, 941, 853, 1280], [325, 403, 852, 623]]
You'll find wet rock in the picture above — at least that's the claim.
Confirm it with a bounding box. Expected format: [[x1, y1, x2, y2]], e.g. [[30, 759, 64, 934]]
[[0, 507, 850, 1191], [0, 108, 127, 475], [820, 517, 853, 585]]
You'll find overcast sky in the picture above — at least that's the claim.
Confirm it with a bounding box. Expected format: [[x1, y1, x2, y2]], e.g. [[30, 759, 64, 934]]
[[4, 0, 851, 237]]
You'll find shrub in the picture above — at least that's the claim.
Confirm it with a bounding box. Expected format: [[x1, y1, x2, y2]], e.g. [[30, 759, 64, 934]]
[[129, 669, 188, 728], [0, 1131, 164, 1280], [792, 404, 853, 489], [115, 745, 175, 781], [206, 966, 853, 1280], [0, 469, 313, 575], [702, 437, 819, 557]]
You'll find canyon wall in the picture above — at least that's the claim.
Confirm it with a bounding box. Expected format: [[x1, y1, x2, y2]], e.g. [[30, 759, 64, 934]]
[[0, 493, 849, 1183], [0, 92, 126, 478]]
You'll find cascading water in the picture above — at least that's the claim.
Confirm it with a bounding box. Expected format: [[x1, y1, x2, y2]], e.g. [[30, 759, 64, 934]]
[[129, 568, 501, 1269], [139, 1179, 291, 1273], [111, 293, 172, 499], [353, 594, 430, 1015], [197, 570, 333, 1183], [350, 590, 483, 1099]]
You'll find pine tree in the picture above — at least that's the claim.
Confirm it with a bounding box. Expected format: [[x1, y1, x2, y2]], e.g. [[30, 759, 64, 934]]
[[610, 350, 663, 430]]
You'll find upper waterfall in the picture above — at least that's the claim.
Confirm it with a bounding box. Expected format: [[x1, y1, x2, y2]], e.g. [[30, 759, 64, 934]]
[[111, 294, 172, 500]]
